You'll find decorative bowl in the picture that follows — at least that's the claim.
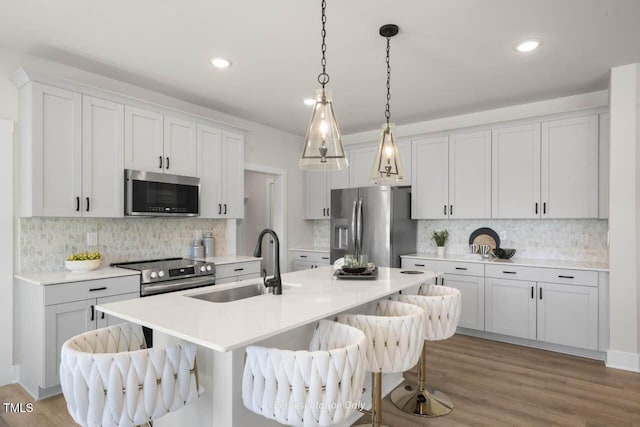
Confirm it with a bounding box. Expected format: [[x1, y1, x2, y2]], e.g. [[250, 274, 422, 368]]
[[342, 266, 367, 274], [65, 259, 101, 272]]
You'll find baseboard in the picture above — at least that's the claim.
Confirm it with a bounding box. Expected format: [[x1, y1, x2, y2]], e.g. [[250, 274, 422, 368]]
[[606, 350, 640, 372]]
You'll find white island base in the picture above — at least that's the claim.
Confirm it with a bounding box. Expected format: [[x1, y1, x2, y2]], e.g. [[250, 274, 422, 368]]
[[97, 266, 432, 427]]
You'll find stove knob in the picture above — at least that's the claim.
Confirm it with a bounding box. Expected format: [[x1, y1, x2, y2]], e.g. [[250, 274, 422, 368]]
[[158, 271, 165, 278], [206, 265, 212, 271], [150, 271, 157, 279], [200, 266, 206, 272]]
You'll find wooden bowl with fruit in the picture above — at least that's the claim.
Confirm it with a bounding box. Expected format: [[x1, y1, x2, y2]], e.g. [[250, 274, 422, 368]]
[[65, 252, 102, 272]]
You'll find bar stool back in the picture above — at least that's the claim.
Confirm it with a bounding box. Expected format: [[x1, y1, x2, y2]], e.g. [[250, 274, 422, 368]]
[[337, 299, 425, 426], [60, 323, 201, 427]]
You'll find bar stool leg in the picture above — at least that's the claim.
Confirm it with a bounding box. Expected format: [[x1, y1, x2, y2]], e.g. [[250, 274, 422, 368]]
[[355, 372, 389, 427], [390, 340, 455, 417]]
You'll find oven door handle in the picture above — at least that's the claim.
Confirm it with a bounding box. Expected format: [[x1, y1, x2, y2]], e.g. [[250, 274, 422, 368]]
[[141, 276, 215, 296]]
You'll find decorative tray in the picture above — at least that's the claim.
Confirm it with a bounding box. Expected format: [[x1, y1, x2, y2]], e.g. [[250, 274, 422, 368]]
[[334, 265, 378, 280]]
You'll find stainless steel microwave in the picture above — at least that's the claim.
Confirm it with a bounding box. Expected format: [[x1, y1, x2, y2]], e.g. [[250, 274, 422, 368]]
[[125, 169, 200, 217]]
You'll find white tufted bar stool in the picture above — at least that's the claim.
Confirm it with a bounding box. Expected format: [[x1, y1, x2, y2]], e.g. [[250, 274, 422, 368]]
[[60, 323, 201, 427], [242, 319, 368, 427], [390, 282, 461, 417], [337, 299, 425, 427]]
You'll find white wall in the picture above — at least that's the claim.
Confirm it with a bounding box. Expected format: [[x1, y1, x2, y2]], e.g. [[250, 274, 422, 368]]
[[604, 63, 639, 371], [0, 46, 314, 383], [0, 120, 14, 386], [239, 171, 273, 271]]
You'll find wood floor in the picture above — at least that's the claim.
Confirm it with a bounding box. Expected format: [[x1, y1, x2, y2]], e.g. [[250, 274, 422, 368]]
[[2, 334, 640, 426]]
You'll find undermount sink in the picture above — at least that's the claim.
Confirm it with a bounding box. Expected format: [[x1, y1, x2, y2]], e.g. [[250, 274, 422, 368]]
[[190, 283, 265, 303]]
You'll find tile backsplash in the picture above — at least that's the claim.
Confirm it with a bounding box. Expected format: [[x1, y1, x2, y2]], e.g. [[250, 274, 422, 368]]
[[19, 217, 227, 272], [314, 219, 609, 262]]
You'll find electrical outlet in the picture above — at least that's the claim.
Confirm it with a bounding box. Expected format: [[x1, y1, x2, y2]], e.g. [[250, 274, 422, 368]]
[[499, 230, 507, 241], [87, 232, 98, 246]]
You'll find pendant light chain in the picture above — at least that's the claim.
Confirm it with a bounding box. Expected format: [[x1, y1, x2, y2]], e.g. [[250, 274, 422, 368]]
[[385, 36, 392, 124], [318, 0, 329, 88]]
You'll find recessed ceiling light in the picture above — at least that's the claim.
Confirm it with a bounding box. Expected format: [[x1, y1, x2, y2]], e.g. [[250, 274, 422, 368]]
[[303, 98, 315, 106], [210, 57, 231, 68], [515, 39, 541, 52]]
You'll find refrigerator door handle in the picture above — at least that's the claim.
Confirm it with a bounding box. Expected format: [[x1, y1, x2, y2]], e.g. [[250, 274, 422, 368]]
[[351, 199, 358, 253], [357, 198, 363, 256]]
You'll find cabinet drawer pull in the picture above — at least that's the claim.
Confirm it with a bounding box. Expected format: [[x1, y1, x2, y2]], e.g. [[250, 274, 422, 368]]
[[89, 287, 107, 292], [455, 267, 467, 271], [531, 286, 534, 299], [90, 305, 95, 321], [159, 156, 163, 169], [414, 263, 425, 267], [503, 271, 517, 274], [86, 197, 90, 212], [327, 208, 330, 216], [558, 275, 574, 279], [539, 287, 543, 300], [444, 205, 447, 215], [234, 267, 245, 272], [323, 208, 326, 216], [300, 255, 308, 258], [441, 277, 445, 286], [76, 197, 80, 212], [166, 157, 169, 170], [543, 202, 547, 214], [224, 204, 227, 215], [449, 205, 453, 216], [101, 312, 105, 320], [321, 256, 329, 260], [535, 202, 538, 214], [218, 204, 222, 215]]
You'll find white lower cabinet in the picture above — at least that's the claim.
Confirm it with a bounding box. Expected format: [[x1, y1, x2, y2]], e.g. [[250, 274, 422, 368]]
[[290, 250, 330, 272], [402, 256, 603, 353], [442, 273, 485, 331], [16, 275, 140, 399], [215, 260, 261, 284]]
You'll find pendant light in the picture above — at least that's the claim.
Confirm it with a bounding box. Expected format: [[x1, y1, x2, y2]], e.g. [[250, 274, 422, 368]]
[[370, 24, 407, 184], [299, 0, 348, 171]]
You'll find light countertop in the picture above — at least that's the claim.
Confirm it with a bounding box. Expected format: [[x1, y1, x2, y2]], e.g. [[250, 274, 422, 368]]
[[15, 267, 140, 286], [289, 247, 329, 253], [401, 253, 609, 272], [97, 266, 433, 352], [16, 255, 262, 286]]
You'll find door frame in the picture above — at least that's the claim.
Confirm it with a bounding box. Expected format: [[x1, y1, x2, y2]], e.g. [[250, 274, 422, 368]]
[[242, 163, 288, 272], [0, 119, 14, 386]]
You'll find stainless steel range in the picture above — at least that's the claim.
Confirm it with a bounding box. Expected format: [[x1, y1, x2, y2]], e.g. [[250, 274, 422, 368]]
[[113, 257, 216, 297]]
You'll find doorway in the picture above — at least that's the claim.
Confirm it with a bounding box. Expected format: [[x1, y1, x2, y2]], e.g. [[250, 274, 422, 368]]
[[237, 164, 287, 275]]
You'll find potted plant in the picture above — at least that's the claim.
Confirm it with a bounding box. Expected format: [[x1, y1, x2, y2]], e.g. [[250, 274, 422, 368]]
[[432, 229, 449, 257]]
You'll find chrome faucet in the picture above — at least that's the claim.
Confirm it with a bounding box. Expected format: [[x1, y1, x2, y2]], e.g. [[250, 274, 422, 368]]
[[253, 229, 282, 295]]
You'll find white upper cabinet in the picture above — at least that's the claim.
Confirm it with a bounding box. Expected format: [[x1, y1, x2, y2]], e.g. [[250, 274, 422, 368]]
[[412, 136, 449, 219], [82, 96, 124, 218], [412, 130, 491, 219], [491, 124, 541, 218], [19, 83, 124, 218], [449, 130, 492, 218], [124, 106, 164, 173], [349, 145, 377, 188], [198, 126, 245, 219], [304, 171, 329, 220], [163, 116, 197, 177], [541, 115, 599, 218]]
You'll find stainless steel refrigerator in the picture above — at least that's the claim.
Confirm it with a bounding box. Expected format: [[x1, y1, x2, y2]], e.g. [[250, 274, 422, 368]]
[[330, 186, 416, 267]]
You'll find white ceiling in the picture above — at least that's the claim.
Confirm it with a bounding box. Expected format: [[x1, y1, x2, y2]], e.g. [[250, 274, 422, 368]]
[[2, 0, 639, 135]]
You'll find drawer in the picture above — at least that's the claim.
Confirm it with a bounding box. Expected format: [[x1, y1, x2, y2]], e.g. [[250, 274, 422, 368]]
[[44, 275, 140, 305], [216, 261, 261, 279], [485, 264, 598, 287], [290, 251, 330, 264], [401, 258, 484, 276]]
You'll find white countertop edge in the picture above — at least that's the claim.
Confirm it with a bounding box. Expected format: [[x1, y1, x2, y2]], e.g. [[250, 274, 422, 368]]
[[97, 267, 433, 352], [15, 267, 141, 286], [289, 247, 330, 254], [187, 255, 262, 265], [401, 253, 609, 272]]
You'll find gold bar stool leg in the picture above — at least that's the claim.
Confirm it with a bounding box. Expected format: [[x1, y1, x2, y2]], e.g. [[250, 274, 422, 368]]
[[390, 340, 454, 417], [355, 372, 389, 427]]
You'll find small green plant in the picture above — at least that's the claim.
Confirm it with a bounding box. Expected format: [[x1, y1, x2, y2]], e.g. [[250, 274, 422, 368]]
[[432, 229, 449, 246]]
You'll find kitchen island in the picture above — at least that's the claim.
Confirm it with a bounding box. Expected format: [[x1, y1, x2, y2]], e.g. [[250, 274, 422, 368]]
[[97, 266, 433, 427]]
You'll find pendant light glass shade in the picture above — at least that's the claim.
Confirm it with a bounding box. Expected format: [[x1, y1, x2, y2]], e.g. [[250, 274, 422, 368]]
[[369, 122, 407, 184], [299, 88, 348, 170]]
